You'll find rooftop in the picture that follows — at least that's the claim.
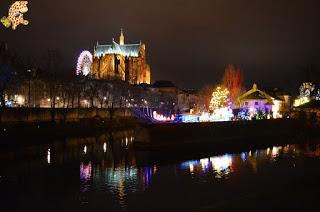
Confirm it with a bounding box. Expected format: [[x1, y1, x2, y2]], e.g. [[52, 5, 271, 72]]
[[95, 41, 141, 57], [242, 91, 269, 100]]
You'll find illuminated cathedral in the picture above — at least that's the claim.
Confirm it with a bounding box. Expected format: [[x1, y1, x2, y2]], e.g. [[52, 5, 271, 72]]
[[92, 30, 151, 84]]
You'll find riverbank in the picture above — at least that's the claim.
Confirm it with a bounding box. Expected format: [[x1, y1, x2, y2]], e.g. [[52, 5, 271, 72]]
[[0, 108, 141, 148], [134, 119, 311, 152], [1, 108, 318, 153], [0, 108, 134, 124]]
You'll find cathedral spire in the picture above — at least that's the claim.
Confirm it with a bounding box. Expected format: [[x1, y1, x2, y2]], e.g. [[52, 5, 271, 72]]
[[119, 28, 125, 45]]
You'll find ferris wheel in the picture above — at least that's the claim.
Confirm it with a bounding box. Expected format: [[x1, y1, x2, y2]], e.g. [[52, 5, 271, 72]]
[[76, 50, 93, 76]]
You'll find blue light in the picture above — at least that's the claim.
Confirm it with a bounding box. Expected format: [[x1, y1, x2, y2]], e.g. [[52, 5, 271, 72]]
[[178, 114, 200, 123], [241, 152, 246, 161]]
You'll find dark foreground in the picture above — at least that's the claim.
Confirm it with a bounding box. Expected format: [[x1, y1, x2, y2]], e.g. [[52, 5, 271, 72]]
[[1, 130, 320, 212]]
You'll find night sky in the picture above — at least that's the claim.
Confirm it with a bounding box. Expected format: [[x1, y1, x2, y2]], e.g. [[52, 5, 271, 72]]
[[1, 0, 320, 92]]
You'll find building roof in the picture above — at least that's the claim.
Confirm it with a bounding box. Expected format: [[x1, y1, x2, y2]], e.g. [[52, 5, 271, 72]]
[[94, 41, 141, 57], [238, 83, 284, 103], [153, 80, 176, 88], [242, 91, 269, 100]]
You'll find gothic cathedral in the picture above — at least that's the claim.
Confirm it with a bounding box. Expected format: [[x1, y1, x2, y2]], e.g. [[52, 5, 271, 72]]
[[92, 30, 151, 84]]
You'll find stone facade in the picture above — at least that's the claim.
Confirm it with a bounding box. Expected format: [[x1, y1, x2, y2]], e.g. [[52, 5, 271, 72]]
[[92, 30, 151, 84]]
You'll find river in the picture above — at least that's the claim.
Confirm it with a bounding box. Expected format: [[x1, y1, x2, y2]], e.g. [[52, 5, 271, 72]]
[[1, 130, 320, 211]]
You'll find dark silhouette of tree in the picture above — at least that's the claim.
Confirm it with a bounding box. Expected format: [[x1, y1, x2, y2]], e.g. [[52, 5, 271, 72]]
[[41, 49, 63, 108], [197, 84, 214, 111], [0, 43, 25, 108], [96, 80, 111, 108]]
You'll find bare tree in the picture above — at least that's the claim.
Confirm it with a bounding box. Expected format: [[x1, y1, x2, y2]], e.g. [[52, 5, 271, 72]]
[[197, 84, 214, 112], [41, 49, 63, 109], [0, 52, 25, 108]]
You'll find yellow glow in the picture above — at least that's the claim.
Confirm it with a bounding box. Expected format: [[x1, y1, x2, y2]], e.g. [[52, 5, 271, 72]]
[[209, 86, 230, 110], [16, 95, 25, 105], [153, 111, 175, 122], [272, 146, 282, 157], [267, 148, 270, 155], [272, 100, 282, 119], [189, 163, 194, 173], [293, 96, 310, 107]]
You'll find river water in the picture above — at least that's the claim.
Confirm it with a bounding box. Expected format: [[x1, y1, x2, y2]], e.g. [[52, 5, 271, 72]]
[[1, 130, 320, 211]]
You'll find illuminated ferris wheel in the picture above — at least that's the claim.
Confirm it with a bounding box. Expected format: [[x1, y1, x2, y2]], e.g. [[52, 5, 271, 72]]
[[76, 50, 93, 76]]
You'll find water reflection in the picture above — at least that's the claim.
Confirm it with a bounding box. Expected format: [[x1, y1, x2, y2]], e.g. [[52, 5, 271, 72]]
[[80, 162, 92, 182], [179, 145, 305, 179], [47, 148, 51, 164], [181, 154, 233, 179], [103, 142, 107, 153], [3, 133, 320, 211]]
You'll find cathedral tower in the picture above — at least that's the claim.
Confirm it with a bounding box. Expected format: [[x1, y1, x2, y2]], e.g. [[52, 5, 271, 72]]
[[119, 28, 125, 45]]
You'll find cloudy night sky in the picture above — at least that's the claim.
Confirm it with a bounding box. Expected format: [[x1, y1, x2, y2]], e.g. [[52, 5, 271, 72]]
[[1, 0, 320, 92]]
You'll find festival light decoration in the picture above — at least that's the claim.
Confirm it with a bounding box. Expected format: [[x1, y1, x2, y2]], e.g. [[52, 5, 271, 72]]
[[316, 89, 320, 101], [272, 100, 282, 119], [206, 86, 233, 121], [152, 111, 175, 122], [179, 87, 233, 123], [15, 95, 25, 106], [76, 51, 93, 76], [1, 17, 11, 28], [209, 86, 230, 110], [179, 113, 200, 122], [299, 82, 315, 97], [293, 82, 315, 107], [271, 146, 282, 158], [1, 1, 29, 30], [293, 96, 310, 107]]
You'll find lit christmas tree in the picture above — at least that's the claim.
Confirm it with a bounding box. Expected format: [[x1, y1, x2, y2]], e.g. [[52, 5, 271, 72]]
[[203, 86, 233, 122], [209, 86, 231, 110]]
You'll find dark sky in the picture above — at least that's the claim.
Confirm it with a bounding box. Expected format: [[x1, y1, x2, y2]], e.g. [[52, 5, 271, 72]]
[[1, 0, 320, 91]]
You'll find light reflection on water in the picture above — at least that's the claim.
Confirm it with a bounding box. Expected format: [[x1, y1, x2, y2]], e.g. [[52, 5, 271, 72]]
[[178, 146, 295, 180], [2, 132, 320, 211], [181, 154, 233, 179]]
